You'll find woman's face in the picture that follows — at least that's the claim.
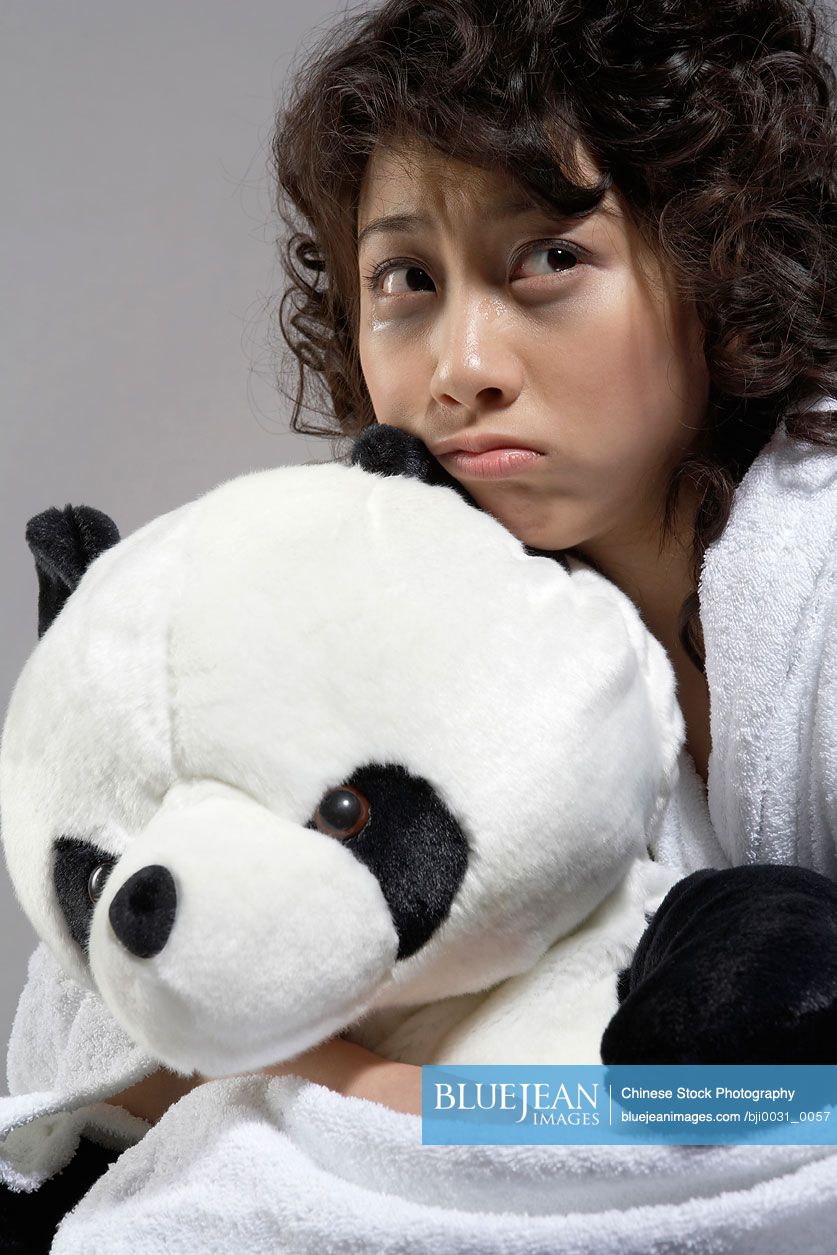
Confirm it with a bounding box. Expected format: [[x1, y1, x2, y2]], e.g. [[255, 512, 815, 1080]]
[[356, 138, 711, 557]]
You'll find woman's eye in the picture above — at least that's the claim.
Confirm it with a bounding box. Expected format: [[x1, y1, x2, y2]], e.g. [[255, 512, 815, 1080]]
[[311, 786, 371, 840], [364, 261, 434, 298], [513, 242, 580, 280]]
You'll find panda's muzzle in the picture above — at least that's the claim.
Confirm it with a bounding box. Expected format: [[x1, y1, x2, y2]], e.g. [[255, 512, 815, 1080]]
[[77, 770, 470, 1075], [86, 782, 408, 1074]]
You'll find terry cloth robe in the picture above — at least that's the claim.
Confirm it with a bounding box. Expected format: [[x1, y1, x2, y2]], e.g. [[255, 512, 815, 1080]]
[[651, 400, 837, 878], [2, 408, 837, 1254]]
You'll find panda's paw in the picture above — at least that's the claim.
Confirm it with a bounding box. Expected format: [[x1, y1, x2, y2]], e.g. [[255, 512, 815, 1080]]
[[600, 864, 837, 1064], [0, 1136, 123, 1254]]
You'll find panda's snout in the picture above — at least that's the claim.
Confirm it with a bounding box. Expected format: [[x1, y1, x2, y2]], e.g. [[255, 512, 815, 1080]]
[[109, 864, 177, 958]]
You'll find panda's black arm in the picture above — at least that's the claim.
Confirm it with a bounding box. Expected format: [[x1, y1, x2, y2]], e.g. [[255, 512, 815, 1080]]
[[601, 863, 837, 1064], [0, 1136, 123, 1254]]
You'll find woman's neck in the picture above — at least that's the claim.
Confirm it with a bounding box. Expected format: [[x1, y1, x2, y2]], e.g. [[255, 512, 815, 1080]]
[[573, 480, 702, 658], [573, 480, 712, 786]]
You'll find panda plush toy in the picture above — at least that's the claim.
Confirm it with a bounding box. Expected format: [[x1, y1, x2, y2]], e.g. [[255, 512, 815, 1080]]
[[2, 423, 837, 1253], [0, 421, 686, 1077]]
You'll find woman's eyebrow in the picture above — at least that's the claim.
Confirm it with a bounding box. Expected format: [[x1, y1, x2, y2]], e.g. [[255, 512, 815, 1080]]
[[357, 195, 588, 251]]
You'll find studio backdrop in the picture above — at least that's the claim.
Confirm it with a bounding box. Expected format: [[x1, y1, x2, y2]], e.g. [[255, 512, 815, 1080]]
[[0, 0, 348, 1057]]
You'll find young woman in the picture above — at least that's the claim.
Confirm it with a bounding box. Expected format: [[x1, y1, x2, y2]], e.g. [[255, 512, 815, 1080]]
[[88, 0, 837, 1126], [0, 23, 828, 1237]]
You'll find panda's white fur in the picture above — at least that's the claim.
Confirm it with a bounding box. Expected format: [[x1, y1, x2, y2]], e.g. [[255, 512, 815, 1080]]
[[0, 462, 684, 1076]]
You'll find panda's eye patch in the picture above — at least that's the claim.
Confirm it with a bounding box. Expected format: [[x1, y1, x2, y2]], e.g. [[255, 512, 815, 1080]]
[[53, 836, 118, 953], [310, 786, 370, 839], [304, 761, 469, 961]]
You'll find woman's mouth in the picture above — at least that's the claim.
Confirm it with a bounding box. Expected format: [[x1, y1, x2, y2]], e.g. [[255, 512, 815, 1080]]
[[443, 448, 544, 479]]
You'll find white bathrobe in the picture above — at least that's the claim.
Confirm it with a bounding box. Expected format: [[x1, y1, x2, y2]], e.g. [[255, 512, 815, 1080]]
[[3, 408, 837, 1253], [652, 401, 837, 879]]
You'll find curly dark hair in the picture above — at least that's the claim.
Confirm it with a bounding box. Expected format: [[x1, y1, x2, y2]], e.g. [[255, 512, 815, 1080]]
[[270, 0, 837, 673]]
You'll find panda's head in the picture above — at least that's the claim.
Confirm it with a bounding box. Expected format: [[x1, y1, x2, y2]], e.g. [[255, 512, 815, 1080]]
[[0, 426, 684, 1076]]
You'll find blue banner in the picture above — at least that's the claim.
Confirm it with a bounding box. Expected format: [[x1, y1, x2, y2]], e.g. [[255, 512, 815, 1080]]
[[421, 1065, 837, 1145]]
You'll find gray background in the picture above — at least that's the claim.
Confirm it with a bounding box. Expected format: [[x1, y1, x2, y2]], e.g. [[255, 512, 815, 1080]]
[[0, 0, 351, 1066], [2, 1, 836, 1073]]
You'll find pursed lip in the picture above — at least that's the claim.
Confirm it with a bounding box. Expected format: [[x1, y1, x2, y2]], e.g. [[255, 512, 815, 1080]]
[[431, 431, 545, 457]]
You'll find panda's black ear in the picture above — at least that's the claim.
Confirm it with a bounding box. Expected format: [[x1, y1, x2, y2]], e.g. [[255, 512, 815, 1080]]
[[349, 422, 570, 571], [349, 423, 478, 506], [25, 504, 121, 638]]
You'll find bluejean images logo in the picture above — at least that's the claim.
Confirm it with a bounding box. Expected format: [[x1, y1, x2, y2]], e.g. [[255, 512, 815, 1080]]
[[421, 1065, 837, 1145], [432, 1076, 601, 1127]]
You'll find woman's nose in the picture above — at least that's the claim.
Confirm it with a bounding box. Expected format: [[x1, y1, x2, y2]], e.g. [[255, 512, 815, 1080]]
[[428, 289, 523, 414]]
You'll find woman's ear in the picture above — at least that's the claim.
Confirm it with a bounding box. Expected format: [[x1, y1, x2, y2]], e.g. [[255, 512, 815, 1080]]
[[25, 504, 121, 638]]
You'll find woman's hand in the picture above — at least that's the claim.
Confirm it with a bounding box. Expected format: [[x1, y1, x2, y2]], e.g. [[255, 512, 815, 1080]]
[[105, 1037, 422, 1124]]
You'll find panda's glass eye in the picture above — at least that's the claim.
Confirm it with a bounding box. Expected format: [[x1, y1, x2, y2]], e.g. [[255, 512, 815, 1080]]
[[312, 786, 370, 839], [87, 862, 112, 904]]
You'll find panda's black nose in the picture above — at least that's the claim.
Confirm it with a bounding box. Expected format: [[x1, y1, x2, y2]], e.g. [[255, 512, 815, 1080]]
[[108, 865, 177, 958]]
